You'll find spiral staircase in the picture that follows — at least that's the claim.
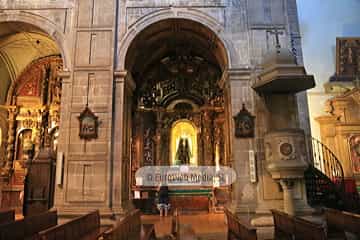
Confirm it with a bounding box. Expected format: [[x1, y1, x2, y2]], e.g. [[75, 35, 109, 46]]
[[304, 137, 360, 213]]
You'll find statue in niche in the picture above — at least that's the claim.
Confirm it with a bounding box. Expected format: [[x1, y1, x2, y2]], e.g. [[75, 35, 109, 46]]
[[349, 135, 360, 173], [175, 138, 192, 165]]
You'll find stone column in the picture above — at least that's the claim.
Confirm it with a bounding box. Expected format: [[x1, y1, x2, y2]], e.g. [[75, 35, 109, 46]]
[[279, 179, 295, 215], [227, 68, 256, 213], [112, 71, 127, 214], [112, 71, 134, 216], [53, 70, 70, 210]]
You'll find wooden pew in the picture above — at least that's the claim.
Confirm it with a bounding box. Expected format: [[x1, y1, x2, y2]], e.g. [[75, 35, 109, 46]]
[[293, 217, 326, 240], [325, 207, 360, 238], [224, 208, 257, 240], [0, 209, 15, 225], [38, 210, 107, 240], [102, 209, 155, 240], [271, 209, 327, 240], [270, 209, 294, 240], [0, 210, 57, 240]]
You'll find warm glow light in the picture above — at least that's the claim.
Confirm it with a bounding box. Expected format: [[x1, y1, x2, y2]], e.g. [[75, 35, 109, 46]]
[[215, 144, 220, 171], [170, 120, 198, 165]]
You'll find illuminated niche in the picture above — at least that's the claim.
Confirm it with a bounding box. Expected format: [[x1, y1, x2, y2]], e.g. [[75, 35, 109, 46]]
[[170, 120, 198, 166]]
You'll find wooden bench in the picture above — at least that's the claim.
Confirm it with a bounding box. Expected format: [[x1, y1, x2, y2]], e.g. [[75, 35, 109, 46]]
[[102, 209, 155, 240], [38, 210, 107, 240], [224, 208, 257, 240], [293, 217, 326, 240], [0, 210, 57, 240], [325, 207, 360, 238], [270, 209, 295, 240], [0, 208, 15, 225], [271, 209, 327, 240]]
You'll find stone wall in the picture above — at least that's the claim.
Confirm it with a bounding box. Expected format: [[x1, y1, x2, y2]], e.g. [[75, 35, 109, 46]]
[[0, 0, 311, 220]]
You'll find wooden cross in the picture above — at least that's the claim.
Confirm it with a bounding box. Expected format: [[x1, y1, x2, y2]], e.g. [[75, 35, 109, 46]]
[[267, 27, 284, 49]]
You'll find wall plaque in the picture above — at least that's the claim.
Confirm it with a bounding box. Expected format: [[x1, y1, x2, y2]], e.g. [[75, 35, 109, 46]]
[[233, 104, 255, 138], [78, 106, 98, 140]]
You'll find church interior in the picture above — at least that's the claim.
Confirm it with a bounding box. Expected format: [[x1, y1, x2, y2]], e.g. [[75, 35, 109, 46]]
[[0, 1, 359, 240]]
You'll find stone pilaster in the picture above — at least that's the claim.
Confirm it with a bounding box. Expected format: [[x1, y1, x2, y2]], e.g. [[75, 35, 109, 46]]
[[227, 68, 257, 214], [111, 71, 134, 216]]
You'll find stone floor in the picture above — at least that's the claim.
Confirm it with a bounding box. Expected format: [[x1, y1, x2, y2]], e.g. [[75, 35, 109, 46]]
[[141, 212, 228, 240]]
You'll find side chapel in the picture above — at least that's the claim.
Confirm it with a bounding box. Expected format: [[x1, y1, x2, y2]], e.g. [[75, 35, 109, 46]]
[[0, 0, 317, 227]]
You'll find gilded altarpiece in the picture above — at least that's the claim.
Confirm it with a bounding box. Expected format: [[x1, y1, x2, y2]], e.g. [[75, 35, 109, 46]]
[[129, 53, 228, 188], [0, 56, 63, 211], [317, 38, 360, 185]]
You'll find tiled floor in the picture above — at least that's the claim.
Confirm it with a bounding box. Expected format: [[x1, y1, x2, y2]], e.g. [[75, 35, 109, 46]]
[[141, 212, 227, 240]]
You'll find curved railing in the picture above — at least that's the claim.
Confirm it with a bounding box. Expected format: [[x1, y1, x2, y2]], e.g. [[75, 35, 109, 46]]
[[308, 137, 344, 188], [305, 137, 346, 209]]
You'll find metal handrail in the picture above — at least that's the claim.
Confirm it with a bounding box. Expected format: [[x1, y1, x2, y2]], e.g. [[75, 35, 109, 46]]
[[308, 137, 345, 190]]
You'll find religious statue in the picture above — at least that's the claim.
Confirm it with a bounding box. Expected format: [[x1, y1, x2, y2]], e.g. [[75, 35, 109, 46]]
[[350, 135, 360, 173], [175, 138, 192, 165]]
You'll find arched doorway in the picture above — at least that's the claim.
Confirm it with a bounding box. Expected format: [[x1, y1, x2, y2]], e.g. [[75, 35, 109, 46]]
[[122, 18, 232, 210], [0, 21, 65, 215]]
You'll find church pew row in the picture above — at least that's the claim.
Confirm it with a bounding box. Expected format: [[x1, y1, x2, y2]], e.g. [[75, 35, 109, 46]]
[[271, 209, 327, 240], [325, 207, 360, 238], [224, 208, 257, 240], [37, 210, 108, 240], [270, 209, 294, 240], [102, 209, 156, 240], [0, 210, 57, 240], [0, 208, 15, 225]]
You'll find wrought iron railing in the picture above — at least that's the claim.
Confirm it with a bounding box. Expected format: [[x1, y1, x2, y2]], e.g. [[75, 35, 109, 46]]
[[305, 137, 346, 209], [309, 137, 344, 188]]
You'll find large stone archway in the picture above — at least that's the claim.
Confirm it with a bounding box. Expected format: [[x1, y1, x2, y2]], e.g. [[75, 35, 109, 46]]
[[116, 8, 240, 71], [111, 14, 244, 214], [0, 11, 71, 70]]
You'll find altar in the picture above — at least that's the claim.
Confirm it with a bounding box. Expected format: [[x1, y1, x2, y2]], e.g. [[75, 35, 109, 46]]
[[168, 187, 213, 212], [132, 186, 213, 214]]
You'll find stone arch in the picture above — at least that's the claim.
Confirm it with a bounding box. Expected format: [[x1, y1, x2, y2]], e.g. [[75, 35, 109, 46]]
[[0, 11, 71, 70], [117, 8, 239, 70]]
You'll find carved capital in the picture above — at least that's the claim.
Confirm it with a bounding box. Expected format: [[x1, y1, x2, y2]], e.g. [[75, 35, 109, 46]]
[[279, 179, 295, 190]]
